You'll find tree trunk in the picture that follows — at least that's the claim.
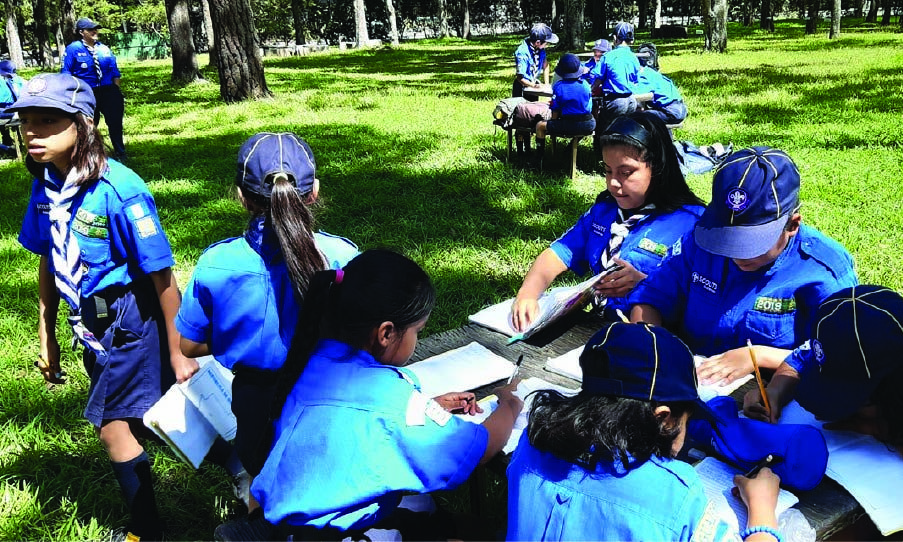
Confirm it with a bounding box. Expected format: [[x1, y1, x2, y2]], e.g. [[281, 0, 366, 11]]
[[210, 0, 270, 101], [55, 22, 66, 62], [384, 0, 399, 44], [438, 0, 449, 37], [639, 0, 648, 29], [829, 0, 841, 36], [461, 0, 469, 39], [551, 0, 559, 31], [58, 0, 76, 45], [653, 0, 662, 29], [866, 0, 878, 22], [805, 0, 819, 33], [558, 0, 585, 50], [592, 0, 606, 40], [165, 0, 201, 83], [760, 0, 774, 30], [33, 0, 54, 68], [353, 0, 369, 46], [200, 0, 218, 68], [5, 0, 23, 67], [880, 0, 891, 24], [703, 0, 727, 52]]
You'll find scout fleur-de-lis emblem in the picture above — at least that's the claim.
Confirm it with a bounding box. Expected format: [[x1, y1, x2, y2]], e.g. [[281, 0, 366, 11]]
[[726, 188, 749, 212], [812, 339, 825, 365]]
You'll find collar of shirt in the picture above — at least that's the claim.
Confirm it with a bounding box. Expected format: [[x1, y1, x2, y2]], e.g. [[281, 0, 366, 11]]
[[243, 215, 284, 264]]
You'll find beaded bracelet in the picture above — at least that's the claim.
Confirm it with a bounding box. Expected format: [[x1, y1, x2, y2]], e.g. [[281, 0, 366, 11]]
[[740, 525, 783, 542]]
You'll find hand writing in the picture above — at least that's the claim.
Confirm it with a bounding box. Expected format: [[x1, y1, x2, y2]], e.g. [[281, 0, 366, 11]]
[[434, 392, 482, 415]]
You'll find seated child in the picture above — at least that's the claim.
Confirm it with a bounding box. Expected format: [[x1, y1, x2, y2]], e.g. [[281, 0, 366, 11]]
[[507, 322, 782, 542], [744, 285, 903, 453], [533, 53, 595, 169], [636, 51, 687, 125], [582, 39, 611, 87], [252, 249, 524, 539]]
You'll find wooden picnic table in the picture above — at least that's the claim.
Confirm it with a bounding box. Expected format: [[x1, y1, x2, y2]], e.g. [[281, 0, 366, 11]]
[[410, 309, 866, 539]]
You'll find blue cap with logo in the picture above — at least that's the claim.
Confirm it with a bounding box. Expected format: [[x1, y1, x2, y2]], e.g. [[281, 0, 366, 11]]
[[554, 53, 583, 80], [694, 146, 800, 259], [528, 23, 559, 44], [792, 285, 903, 420], [613, 22, 635, 42], [236, 132, 316, 201], [7, 73, 96, 117], [76, 17, 101, 31], [593, 39, 612, 53], [0, 59, 16, 75]]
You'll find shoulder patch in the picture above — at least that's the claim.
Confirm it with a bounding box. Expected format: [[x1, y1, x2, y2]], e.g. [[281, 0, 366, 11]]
[[692, 501, 732, 542], [135, 217, 158, 239]]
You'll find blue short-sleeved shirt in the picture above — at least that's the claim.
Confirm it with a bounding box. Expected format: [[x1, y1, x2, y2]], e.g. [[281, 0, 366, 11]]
[[629, 225, 858, 356], [598, 45, 640, 96], [19, 161, 175, 297], [61, 40, 121, 87], [550, 198, 704, 315], [637, 67, 683, 107], [175, 219, 359, 371], [1, 74, 24, 110], [550, 78, 592, 116], [252, 339, 489, 532], [506, 434, 712, 541], [581, 57, 604, 86], [515, 40, 546, 83]]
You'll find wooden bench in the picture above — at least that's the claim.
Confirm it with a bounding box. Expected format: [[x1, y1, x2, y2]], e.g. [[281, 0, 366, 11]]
[[550, 134, 592, 179]]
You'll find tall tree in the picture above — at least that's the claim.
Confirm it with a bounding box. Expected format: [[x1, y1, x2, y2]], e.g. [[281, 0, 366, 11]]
[[353, 0, 369, 46], [591, 0, 607, 40], [653, 0, 662, 29], [438, 0, 449, 37], [805, 0, 819, 34], [638, 0, 648, 29], [210, 0, 270, 101], [165, 0, 201, 82], [880, 0, 891, 24], [558, 0, 585, 50], [33, 0, 54, 68], [58, 0, 76, 46], [200, 0, 218, 68], [760, 0, 774, 30], [865, 0, 878, 22], [5, 0, 24, 67], [385, 0, 400, 44], [703, 0, 727, 52], [829, 0, 841, 37]]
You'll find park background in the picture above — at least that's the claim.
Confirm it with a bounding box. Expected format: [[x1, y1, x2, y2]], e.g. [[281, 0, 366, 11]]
[[1, 14, 903, 541]]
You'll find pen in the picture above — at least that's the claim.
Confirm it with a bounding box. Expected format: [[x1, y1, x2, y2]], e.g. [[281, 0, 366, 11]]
[[508, 354, 524, 384], [747, 339, 772, 420], [744, 454, 779, 478], [615, 309, 629, 323]]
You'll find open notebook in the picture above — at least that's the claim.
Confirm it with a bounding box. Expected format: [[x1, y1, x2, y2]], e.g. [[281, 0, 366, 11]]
[[406, 342, 516, 398]]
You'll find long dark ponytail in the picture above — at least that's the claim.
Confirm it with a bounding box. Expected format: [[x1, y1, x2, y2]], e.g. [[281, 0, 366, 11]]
[[268, 174, 323, 297]]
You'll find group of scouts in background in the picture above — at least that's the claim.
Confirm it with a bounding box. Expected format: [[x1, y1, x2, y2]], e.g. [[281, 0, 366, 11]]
[[8, 22, 903, 542]]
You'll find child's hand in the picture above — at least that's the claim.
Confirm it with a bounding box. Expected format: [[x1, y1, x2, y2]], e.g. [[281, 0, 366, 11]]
[[733, 467, 780, 517], [493, 379, 524, 412], [35, 356, 66, 385], [511, 298, 539, 333], [743, 387, 782, 424], [592, 258, 647, 299], [697, 346, 753, 385], [171, 353, 200, 383], [433, 392, 482, 415]]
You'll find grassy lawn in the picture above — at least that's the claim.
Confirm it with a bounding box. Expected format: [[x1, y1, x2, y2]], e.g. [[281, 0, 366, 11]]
[[1, 19, 902, 540]]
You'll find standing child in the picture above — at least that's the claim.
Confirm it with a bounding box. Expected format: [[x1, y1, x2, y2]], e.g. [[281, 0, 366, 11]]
[[252, 249, 524, 539], [512, 22, 558, 160], [12, 73, 195, 541], [507, 322, 782, 541], [176, 132, 358, 482]]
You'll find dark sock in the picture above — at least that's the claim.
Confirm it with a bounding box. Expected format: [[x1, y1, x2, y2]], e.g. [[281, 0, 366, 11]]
[[205, 437, 244, 476], [111, 451, 162, 539]]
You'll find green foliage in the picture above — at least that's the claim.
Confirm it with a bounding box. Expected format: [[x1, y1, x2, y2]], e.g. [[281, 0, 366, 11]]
[[1, 23, 902, 539]]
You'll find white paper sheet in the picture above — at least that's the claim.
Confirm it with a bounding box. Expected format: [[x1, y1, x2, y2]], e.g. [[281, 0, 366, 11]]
[[406, 342, 516, 398], [180, 357, 236, 440], [694, 356, 754, 402]]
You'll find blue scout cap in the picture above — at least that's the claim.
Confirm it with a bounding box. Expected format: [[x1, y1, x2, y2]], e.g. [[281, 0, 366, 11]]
[[0, 60, 15, 75], [592, 39, 611, 53], [554, 54, 582, 80], [76, 17, 101, 31], [236, 132, 316, 200], [528, 23, 558, 44], [7, 73, 95, 117], [614, 22, 635, 42], [694, 146, 800, 259], [793, 285, 903, 420]]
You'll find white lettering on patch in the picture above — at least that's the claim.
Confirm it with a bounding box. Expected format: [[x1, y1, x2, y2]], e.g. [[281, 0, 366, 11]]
[[691, 272, 718, 294]]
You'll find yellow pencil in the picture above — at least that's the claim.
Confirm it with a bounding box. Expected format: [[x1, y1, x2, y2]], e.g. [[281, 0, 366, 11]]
[[747, 339, 772, 419]]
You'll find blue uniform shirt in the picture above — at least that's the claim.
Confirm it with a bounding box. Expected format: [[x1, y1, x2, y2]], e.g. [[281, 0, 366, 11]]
[[506, 434, 713, 541], [514, 40, 546, 83], [550, 78, 592, 116], [637, 67, 683, 107], [598, 45, 640, 96], [630, 225, 858, 356], [19, 161, 175, 298], [252, 339, 489, 532], [61, 40, 121, 87], [175, 218, 359, 371], [1, 74, 24, 111], [550, 198, 704, 315], [581, 57, 604, 86]]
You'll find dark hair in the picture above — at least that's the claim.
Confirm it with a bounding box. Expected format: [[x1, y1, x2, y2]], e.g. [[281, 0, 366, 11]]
[[25, 112, 107, 186], [595, 111, 704, 213], [526, 389, 695, 470]]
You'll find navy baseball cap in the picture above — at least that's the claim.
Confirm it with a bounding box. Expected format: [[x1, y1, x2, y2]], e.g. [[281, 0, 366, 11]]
[[236, 132, 316, 200], [554, 53, 582, 80], [614, 22, 635, 42], [76, 17, 101, 31], [528, 23, 559, 44], [793, 285, 903, 420], [0, 60, 15, 75], [593, 39, 612, 53], [694, 146, 800, 259], [7, 73, 95, 118]]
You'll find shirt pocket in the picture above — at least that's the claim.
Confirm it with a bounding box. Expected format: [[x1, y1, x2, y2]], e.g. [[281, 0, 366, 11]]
[[541, 491, 574, 541], [744, 309, 796, 346], [71, 210, 112, 265]]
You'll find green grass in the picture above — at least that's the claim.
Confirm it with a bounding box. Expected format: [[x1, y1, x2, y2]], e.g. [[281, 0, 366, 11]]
[[1, 20, 902, 539]]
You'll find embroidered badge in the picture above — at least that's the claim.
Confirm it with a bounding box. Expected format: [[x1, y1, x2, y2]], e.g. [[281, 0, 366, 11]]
[[424, 399, 451, 427], [128, 203, 148, 220], [591, 223, 608, 236], [691, 272, 718, 294], [811, 339, 825, 365], [638, 237, 668, 257], [672, 238, 682, 256], [726, 188, 749, 212], [72, 209, 109, 239], [753, 296, 796, 314], [76, 208, 108, 227], [135, 217, 158, 238], [26, 77, 48, 95]]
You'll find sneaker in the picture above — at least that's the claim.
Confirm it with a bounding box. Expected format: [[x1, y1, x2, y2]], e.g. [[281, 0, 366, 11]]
[[231, 468, 251, 508], [213, 510, 274, 542], [108, 528, 143, 542]]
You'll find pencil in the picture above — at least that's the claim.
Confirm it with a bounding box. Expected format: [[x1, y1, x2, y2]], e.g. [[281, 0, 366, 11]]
[[747, 339, 772, 419]]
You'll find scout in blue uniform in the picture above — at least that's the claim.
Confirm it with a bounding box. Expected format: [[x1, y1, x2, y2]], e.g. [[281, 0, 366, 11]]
[[177, 132, 359, 485], [507, 322, 783, 542], [252, 250, 523, 539], [745, 286, 903, 454], [630, 147, 857, 384], [593, 22, 640, 136], [637, 65, 687, 124], [512, 112, 704, 331], [581, 39, 611, 87], [512, 23, 558, 159], [0, 59, 24, 156], [61, 18, 127, 159], [12, 73, 193, 541], [531, 53, 596, 169]]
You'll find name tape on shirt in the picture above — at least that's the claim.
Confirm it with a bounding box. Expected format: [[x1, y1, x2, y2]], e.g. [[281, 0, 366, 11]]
[[753, 296, 796, 314], [406, 391, 451, 427], [638, 237, 668, 258], [72, 209, 109, 239]]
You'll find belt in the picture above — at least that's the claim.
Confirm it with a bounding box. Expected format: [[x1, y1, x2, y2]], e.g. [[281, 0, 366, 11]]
[[560, 113, 594, 121]]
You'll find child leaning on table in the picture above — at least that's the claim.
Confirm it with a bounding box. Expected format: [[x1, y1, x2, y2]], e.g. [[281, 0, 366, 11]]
[[507, 322, 783, 542], [251, 249, 524, 540]]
